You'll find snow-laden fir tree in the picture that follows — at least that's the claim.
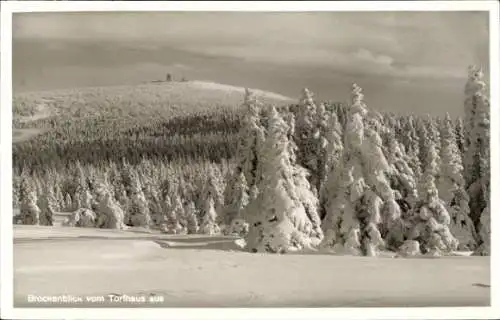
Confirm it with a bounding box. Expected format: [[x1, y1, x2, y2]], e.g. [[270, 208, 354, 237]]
[[185, 201, 200, 234], [244, 106, 323, 253], [407, 138, 458, 256], [95, 183, 126, 229], [455, 117, 466, 161], [38, 187, 57, 226], [463, 66, 490, 230], [50, 182, 62, 212], [64, 193, 73, 212], [437, 113, 477, 250], [222, 89, 266, 226], [473, 100, 490, 256], [294, 88, 321, 190], [402, 116, 422, 180], [126, 169, 152, 228], [221, 171, 249, 229], [384, 130, 419, 216], [233, 89, 266, 189], [426, 115, 441, 157], [319, 110, 344, 218], [162, 195, 185, 234], [200, 196, 221, 235], [19, 175, 41, 225], [438, 113, 466, 205], [321, 84, 401, 256]]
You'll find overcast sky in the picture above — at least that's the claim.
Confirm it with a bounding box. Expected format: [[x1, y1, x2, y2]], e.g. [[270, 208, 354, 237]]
[[13, 11, 489, 115]]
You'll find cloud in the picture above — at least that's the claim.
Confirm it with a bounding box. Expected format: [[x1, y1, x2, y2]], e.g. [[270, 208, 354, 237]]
[[354, 49, 394, 67], [13, 12, 487, 83]]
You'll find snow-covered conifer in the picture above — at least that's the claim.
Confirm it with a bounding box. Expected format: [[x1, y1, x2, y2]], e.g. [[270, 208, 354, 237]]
[[200, 196, 220, 235], [163, 195, 185, 234], [39, 188, 57, 226], [245, 106, 323, 253], [64, 193, 73, 211], [222, 171, 249, 228], [407, 138, 458, 256], [463, 66, 490, 229], [95, 184, 125, 229], [126, 169, 152, 228], [437, 114, 476, 250], [322, 84, 402, 256], [19, 175, 41, 225], [185, 201, 200, 234], [233, 88, 266, 189], [221, 90, 265, 226]]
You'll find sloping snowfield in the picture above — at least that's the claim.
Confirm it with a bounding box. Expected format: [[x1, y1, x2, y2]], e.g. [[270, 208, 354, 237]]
[[14, 226, 490, 308]]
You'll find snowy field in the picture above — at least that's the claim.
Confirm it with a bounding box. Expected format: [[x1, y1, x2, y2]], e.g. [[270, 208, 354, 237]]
[[14, 226, 490, 308]]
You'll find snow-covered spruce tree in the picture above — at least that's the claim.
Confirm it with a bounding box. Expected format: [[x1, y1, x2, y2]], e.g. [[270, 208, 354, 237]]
[[402, 116, 422, 180], [244, 106, 323, 253], [221, 89, 266, 225], [473, 101, 491, 256], [416, 117, 430, 175], [294, 88, 323, 191], [200, 196, 221, 235], [455, 117, 466, 161], [163, 194, 185, 234], [384, 130, 419, 215], [312, 103, 334, 196], [463, 66, 490, 229], [321, 84, 401, 256], [126, 169, 152, 228], [426, 115, 441, 157], [64, 193, 73, 212], [221, 171, 249, 229], [19, 175, 41, 225], [319, 110, 344, 219], [185, 201, 200, 234], [438, 113, 476, 250], [235, 89, 266, 189], [407, 138, 458, 256], [95, 183, 125, 230], [38, 187, 57, 226]]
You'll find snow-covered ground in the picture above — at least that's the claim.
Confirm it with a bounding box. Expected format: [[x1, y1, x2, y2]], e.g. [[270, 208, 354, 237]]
[[14, 226, 490, 308]]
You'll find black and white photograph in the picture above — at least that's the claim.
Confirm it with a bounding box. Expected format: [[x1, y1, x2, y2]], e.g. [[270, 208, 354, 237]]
[[1, 1, 498, 319]]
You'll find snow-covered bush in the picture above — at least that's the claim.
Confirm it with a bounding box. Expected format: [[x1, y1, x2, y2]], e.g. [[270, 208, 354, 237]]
[[63, 208, 96, 228], [227, 218, 250, 237], [397, 240, 421, 257]]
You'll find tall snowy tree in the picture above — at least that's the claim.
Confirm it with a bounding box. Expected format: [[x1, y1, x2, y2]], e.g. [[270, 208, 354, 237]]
[[321, 84, 401, 256], [221, 171, 249, 228], [221, 89, 266, 225], [200, 196, 221, 235], [463, 66, 490, 229], [403, 116, 422, 180], [19, 175, 41, 225], [438, 113, 476, 250], [185, 201, 200, 234], [319, 110, 344, 219], [234, 89, 266, 189], [245, 106, 323, 253], [38, 187, 57, 226], [126, 169, 152, 228], [407, 137, 458, 256]]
